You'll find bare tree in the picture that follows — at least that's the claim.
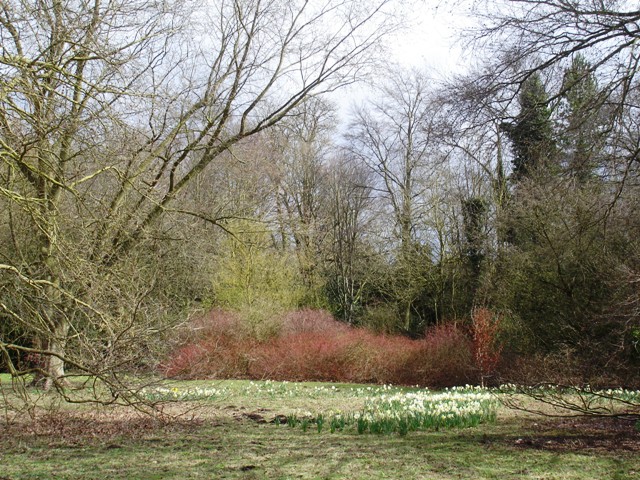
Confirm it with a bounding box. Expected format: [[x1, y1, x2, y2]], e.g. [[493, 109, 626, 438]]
[[266, 98, 336, 293], [344, 68, 448, 332], [324, 155, 375, 323], [0, 0, 400, 393], [452, 0, 640, 193], [466, 0, 640, 93]]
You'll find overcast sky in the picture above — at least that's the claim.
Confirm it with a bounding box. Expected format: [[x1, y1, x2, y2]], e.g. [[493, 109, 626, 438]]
[[390, 2, 471, 73], [330, 2, 473, 125]]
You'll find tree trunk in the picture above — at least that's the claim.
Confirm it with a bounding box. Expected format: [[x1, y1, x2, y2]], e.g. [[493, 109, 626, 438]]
[[43, 318, 70, 390], [38, 184, 68, 390]]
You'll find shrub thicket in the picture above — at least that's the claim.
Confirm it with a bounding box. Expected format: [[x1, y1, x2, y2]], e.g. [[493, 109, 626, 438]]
[[161, 309, 478, 387]]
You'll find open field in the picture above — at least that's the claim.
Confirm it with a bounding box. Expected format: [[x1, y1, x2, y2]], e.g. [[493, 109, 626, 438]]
[[1, 377, 639, 479]]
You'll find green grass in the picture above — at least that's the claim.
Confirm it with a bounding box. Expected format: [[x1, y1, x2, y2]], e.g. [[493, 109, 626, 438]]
[[2, 422, 635, 480], [1, 379, 638, 479]]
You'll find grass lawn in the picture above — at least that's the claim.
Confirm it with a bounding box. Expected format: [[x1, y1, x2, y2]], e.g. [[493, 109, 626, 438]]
[[0, 377, 638, 479]]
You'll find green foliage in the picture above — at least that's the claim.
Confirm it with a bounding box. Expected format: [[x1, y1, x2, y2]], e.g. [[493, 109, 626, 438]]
[[562, 55, 599, 116], [502, 73, 556, 180], [213, 221, 306, 338], [489, 178, 635, 376], [462, 197, 488, 274], [559, 55, 605, 181], [214, 223, 304, 309], [322, 240, 375, 324], [374, 243, 442, 336], [460, 196, 489, 306], [358, 304, 402, 334]]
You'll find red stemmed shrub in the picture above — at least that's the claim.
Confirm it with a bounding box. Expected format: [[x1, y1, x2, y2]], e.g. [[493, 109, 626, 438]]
[[471, 307, 503, 386], [160, 309, 256, 379], [161, 309, 478, 387], [410, 323, 476, 388]]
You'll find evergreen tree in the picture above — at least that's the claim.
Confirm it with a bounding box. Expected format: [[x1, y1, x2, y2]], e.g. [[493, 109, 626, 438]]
[[560, 55, 603, 182], [502, 73, 556, 180], [462, 197, 487, 277]]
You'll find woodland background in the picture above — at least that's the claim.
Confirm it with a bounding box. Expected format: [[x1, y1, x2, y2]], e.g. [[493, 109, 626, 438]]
[[1, 0, 640, 395]]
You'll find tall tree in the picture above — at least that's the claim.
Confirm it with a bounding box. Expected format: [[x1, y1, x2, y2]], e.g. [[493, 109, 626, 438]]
[[501, 73, 556, 180], [345, 69, 444, 333], [462, 0, 640, 383], [466, 0, 640, 99], [267, 98, 335, 296], [461, 196, 488, 283], [559, 55, 605, 181], [324, 157, 374, 323]]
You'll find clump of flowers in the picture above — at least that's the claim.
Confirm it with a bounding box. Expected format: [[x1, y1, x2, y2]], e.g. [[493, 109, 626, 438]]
[[286, 386, 498, 436], [358, 388, 497, 434], [140, 385, 229, 401]]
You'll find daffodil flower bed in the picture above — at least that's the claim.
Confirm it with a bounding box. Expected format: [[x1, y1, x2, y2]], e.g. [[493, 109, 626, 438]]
[[139, 381, 498, 436], [288, 387, 498, 436]]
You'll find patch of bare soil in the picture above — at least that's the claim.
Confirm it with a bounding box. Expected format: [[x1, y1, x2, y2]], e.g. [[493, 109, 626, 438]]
[[511, 416, 640, 453], [0, 411, 204, 448]]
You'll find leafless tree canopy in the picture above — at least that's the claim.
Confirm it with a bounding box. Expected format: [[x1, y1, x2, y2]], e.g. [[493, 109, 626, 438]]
[[464, 1, 640, 93], [0, 0, 398, 392]]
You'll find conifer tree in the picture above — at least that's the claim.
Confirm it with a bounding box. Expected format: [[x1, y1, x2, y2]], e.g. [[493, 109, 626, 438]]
[[502, 73, 556, 180], [560, 55, 603, 182]]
